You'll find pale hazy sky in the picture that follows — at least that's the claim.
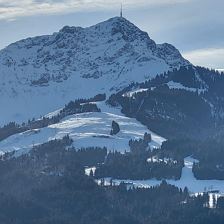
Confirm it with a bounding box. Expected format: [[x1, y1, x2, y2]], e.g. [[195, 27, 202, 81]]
[[0, 0, 223, 69]]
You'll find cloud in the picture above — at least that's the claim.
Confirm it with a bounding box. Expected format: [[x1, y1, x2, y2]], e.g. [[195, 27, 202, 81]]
[[183, 48, 224, 70], [0, 0, 190, 21]]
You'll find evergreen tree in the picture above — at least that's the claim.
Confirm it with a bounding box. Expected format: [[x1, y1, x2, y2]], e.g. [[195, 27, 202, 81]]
[[110, 121, 120, 135]]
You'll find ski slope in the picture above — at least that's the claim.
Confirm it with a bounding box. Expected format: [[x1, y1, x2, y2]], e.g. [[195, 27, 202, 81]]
[[105, 157, 224, 194], [0, 102, 165, 155]]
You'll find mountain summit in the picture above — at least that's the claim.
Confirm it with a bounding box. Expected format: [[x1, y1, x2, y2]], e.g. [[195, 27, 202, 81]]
[[0, 17, 189, 124]]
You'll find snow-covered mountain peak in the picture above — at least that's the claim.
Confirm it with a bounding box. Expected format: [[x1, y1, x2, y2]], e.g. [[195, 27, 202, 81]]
[[0, 17, 190, 124], [90, 16, 153, 42], [58, 16, 156, 54]]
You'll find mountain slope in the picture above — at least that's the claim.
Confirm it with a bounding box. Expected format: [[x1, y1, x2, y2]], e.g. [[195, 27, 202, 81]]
[[0, 17, 189, 125], [107, 66, 224, 139]]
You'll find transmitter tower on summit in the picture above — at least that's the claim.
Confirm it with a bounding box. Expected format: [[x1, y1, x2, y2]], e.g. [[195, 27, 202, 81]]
[[120, 3, 123, 18]]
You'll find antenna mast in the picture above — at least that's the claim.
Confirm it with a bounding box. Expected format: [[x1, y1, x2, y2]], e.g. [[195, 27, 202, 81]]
[[120, 3, 123, 18]]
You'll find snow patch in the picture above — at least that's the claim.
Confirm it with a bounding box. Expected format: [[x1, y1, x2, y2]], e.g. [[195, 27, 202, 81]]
[[167, 81, 205, 93], [122, 88, 149, 97]]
